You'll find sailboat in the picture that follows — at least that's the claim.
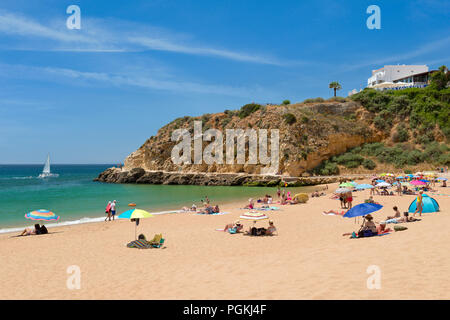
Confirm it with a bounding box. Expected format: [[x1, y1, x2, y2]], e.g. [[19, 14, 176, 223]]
[[38, 154, 59, 178]]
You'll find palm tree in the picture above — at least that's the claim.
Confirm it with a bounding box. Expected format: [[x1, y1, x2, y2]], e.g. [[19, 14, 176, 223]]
[[329, 81, 342, 97]]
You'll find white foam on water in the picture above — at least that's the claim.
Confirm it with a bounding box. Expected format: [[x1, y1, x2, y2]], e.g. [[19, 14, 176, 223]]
[[0, 209, 186, 234]]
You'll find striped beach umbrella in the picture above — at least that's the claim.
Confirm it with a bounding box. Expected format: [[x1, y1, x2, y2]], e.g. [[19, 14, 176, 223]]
[[240, 211, 269, 221], [335, 187, 351, 194], [25, 209, 59, 221]]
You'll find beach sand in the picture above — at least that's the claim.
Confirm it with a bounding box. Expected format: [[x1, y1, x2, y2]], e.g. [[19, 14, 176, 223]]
[[1, 179, 449, 300]]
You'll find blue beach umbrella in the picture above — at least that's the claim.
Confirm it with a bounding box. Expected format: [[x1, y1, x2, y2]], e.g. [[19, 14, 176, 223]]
[[376, 179, 385, 183], [356, 184, 374, 190], [343, 203, 383, 218], [437, 177, 447, 181]]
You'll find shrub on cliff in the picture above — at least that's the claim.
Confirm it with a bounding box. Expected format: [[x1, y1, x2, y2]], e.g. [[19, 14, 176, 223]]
[[362, 158, 376, 170], [282, 99, 291, 105], [283, 113, 296, 125], [351, 82, 450, 139], [393, 124, 409, 142], [238, 103, 262, 118], [303, 97, 325, 103]]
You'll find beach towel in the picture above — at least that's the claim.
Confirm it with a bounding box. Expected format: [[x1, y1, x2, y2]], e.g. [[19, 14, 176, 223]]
[[196, 212, 229, 216], [385, 218, 399, 224], [254, 206, 280, 211], [127, 239, 152, 249], [351, 232, 391, 239]]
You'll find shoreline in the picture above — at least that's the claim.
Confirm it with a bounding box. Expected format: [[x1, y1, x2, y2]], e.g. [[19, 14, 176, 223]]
[[0, 183, 320, 234]]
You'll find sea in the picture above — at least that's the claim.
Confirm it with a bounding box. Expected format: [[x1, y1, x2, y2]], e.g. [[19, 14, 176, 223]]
[[0, 164, 313, 233]]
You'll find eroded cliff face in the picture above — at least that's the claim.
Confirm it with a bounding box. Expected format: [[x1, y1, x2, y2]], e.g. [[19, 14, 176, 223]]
[[121, 101, 383, 177]]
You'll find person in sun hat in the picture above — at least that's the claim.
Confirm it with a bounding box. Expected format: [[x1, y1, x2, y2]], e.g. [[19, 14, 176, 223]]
[[358, 214, 377, 235], [222, 220, 243, 233]]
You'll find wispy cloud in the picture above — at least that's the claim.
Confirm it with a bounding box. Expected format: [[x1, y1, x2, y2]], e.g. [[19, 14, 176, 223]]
[[0, 62, 261, 97], [0, 10, 287, 65]]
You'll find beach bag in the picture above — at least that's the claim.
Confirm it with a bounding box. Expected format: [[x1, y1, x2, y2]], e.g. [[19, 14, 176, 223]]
[[394, 226, 408, 232]]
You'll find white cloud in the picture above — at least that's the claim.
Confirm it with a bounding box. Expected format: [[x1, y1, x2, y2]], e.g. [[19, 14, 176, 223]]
[[0, 62, 259, 97], [0, 10, 286, 65]]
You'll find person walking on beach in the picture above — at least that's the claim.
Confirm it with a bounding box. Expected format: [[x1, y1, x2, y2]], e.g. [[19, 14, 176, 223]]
[[396, 182, 402, 196], [105, 201, 112, 222], [111, 200, 117, 221], [414, 191, 423, 217]]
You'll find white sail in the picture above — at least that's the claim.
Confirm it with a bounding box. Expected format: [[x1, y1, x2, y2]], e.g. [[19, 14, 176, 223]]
[[42, 154, 51, 174], [38, 153, 59, 178]]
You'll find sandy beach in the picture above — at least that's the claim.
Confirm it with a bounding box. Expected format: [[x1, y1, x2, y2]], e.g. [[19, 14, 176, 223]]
[[1, 179, 449, 300]]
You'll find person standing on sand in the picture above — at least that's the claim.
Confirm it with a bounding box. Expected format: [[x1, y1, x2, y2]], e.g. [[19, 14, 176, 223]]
[[414, 191, 423, 217], [105, 201, 111, 221], [396, 182, 402, 196], [277, 187, 281, 199], [111, 200, 117, 221]]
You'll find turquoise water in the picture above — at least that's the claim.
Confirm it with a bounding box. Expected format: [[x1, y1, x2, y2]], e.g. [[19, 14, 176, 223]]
[[0, 165, 311, 231]]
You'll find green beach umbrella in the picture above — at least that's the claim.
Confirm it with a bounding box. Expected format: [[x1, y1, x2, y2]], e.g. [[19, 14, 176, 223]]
[[339, 182, 355, 188]]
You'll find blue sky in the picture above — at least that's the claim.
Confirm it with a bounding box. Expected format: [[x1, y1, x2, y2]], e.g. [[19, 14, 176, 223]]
[[0, 0, 448, 164]]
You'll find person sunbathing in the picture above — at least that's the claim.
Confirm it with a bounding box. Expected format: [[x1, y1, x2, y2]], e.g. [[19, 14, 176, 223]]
[[265, 220, 277, 236], [245, 220, 277, 236], [357, 214, 377, 236], [376, 222, 392, 234], [213, 205, 220, 213], [323, 209, 346, 215], [19, 224, 41, 236], [387, 206, 401, 220], [223, 220, 243, 233], [243, 198, 255, 209]]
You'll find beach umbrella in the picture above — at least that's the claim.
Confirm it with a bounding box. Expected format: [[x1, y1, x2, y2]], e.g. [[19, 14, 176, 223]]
[[419, 179, 430, 183], [339, 182, 355, 188], [376, 182, 391, 187], [240, 211, 269, 227], [335, 188, 351, 194], [118, 209, 153, 239], [356, 184, 374, 190], [396, 176, 404, 179], [437, 177, 447, 181], [408, 194, 439, 213], [375, 179, 385, 183], [240, 211, 269, 221], [25, 209, 59, 221], [410, 180, 426, 186], [343, 203, 383, 218]]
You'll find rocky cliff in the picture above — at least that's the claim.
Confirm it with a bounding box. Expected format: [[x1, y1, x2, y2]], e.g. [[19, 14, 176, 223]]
[[95, 100, 386, 185]]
